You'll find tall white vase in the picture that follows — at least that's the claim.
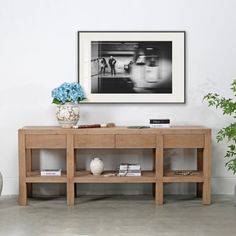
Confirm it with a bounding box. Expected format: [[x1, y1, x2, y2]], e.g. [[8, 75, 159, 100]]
[[0, 172, 3, 196]]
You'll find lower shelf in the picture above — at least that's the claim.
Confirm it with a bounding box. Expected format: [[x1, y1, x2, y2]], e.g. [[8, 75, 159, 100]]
[[74, 171, 156, 183], [163, 170, 204, 182], [25, 170, 204, 184]]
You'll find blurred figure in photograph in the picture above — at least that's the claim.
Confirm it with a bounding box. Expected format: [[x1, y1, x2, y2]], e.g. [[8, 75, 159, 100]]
[[135, 50, 146, 65], [100, 57, 107, 75], [124, 61, 133, 74], [149, 56, 157, 67], [108, 56, 116, 76]]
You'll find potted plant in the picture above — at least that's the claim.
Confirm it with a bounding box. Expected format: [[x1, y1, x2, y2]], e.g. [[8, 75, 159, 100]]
[[51, 82, 86, 128], [204, 80, 236, 174], [204, 80, 236, 202]]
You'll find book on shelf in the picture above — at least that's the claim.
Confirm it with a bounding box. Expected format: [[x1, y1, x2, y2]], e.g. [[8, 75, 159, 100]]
[[40, 169, 62, 176], [150, 124, 170, 128], [149, 119, 170, 128], [126, 172, 141, 176], [119, 169, 141, 174], [119, 172, 141, 176], [118, 171, 141, 177], [150, 119, 170, 124], [119, 163, 141, 170], [118, 163, 141, 176]]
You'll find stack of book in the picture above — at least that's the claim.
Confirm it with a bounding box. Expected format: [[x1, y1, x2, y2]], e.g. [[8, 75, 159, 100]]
[[118, 164, 141, 176], [150, 119, 170, 128], [40, 169, 62, 176]]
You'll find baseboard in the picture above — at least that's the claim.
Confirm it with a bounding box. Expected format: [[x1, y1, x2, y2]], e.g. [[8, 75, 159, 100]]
[[0, 194, 18, 199], [1, 178, 18, 196], [212, 177, 236, 194]]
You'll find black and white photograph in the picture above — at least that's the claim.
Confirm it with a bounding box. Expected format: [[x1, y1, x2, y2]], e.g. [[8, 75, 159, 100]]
[[91, 41, 172, 94], [78, 31, 185, 103]]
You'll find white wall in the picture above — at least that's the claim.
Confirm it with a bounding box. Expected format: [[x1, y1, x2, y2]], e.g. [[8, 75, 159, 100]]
[[1, 0, 236, 196]]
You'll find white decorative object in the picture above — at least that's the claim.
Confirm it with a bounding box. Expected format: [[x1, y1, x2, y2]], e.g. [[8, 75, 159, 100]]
[[56, 102, 80, 128], [0, 171, 3, 196], [90, 158, 104, 175]]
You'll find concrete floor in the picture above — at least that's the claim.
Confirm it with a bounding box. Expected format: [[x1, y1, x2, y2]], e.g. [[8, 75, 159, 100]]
[[0, 195, 236, 236]]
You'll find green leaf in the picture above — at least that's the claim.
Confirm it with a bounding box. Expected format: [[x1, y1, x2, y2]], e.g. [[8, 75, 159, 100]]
[[52, 98, 61, 104]]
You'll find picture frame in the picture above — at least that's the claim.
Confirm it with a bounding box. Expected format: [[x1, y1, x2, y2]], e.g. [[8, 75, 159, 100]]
[[78, 31, 186, 103]]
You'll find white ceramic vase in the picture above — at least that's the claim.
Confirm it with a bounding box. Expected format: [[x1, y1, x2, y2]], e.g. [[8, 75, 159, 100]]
[[56, 102, 80, 128], [90, 158, 104, 175], [0, 172, 3, 196]]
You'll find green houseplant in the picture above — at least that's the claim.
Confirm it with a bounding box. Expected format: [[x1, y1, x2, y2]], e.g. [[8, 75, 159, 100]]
[[204, 80, 236, 174]]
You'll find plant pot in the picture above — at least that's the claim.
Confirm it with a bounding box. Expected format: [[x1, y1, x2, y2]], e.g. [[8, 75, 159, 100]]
[[0, 172, 3, 196], [56, 102, 80, 128]]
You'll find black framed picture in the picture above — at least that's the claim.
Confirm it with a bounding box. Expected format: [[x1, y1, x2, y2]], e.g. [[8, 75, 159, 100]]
[[78, 31, 185, 103]]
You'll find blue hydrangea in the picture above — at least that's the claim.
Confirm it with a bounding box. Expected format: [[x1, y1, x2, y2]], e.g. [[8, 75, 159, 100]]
[[51, 82, 86, 104]]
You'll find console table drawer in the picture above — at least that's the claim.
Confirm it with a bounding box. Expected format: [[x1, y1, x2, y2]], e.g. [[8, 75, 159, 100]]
[[25, 134, 66, 149], [164, 134, 204, 148], [74, 135, 115, 148], [116, 134, 156, 148]]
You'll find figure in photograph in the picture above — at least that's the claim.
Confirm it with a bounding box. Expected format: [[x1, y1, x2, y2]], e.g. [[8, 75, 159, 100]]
[[108, 56, 116, 76], [135, 50, 146, 65], [100, 57, 107, 75], [124, 61, 133, 74]]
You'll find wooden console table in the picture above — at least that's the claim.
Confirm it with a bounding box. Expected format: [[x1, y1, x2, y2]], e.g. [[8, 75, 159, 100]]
[[18, 126, 211, 206]]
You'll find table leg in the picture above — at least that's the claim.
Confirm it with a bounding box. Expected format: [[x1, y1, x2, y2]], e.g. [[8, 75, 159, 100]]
[[74, 149, 77, 198], [152, 149, 156, 197], [26, 149, 32, 197], [202, 131, 212, 205], [19, 130, 27, 206], [203, 179, 211, 205], [156, 182, 163, 205], [197, 148, 203, 197], [156, 136, 164, 205], [67, 134, 74, 207]]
